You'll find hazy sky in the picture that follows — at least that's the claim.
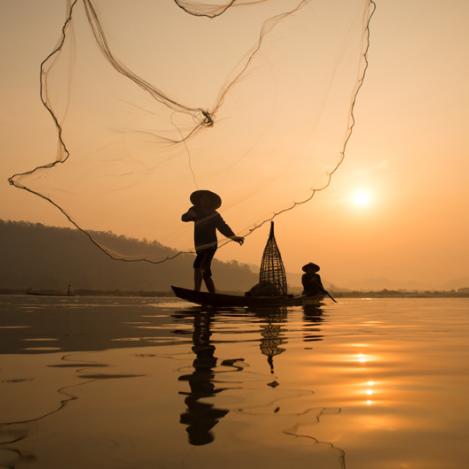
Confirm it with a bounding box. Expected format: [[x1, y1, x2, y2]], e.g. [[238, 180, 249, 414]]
[[1, 0, 468, 290]]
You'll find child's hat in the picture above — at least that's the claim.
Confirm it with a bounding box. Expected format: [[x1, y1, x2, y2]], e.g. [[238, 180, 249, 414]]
[[302, 262, 320, 272], [190, 190, 222, 209]]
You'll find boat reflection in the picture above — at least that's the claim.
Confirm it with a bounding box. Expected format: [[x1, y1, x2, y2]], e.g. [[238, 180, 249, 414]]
[[175, 304, 326, 446]]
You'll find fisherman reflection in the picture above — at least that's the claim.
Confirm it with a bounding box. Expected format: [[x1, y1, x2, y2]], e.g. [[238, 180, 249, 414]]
[[178, 312, 229, 446], [302, 304, 324, 343], [257, 308, 287, 375]]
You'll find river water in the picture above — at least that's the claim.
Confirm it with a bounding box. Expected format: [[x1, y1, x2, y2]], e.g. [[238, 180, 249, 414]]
[[0, 296, 468, 468]]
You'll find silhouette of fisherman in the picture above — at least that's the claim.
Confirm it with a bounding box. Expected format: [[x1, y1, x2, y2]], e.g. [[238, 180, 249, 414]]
[[301, 262, 326, 296], [182, 190, 244, 293]]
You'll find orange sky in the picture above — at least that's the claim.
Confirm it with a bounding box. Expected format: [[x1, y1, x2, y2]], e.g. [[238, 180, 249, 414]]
[[1, 0, 468, 290]]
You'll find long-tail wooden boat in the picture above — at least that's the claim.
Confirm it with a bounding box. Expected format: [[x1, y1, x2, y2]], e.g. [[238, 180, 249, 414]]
[[171, 286, 323, 308], [26, 289, 73, 297]]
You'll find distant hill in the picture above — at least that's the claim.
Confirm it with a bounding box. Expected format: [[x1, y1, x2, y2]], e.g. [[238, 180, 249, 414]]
[[0, 220, 257, 292]]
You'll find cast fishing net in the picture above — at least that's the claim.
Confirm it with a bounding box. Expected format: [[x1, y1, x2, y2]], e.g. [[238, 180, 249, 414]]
[[9, 0, 376, 263]]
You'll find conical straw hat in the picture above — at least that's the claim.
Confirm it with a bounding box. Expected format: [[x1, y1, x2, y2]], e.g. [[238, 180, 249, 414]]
[[190, 190, 222, 209]]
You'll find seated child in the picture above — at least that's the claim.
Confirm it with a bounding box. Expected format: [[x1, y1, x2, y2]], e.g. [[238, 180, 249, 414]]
[[301, 262, 326, 296]]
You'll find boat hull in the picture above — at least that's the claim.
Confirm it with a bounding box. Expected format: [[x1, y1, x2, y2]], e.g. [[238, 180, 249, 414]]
[[171, 286, 323, 308]]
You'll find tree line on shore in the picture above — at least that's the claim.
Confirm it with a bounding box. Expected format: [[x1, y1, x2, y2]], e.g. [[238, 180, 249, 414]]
[[0, 220, 257, 292]]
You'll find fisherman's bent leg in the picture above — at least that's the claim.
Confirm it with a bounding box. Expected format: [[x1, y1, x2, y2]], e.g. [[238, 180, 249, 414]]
[[193, 250, 205, 291], [201, 248, 216, 293], [203, 271, 215, 294], [194, 269, 203, 291]]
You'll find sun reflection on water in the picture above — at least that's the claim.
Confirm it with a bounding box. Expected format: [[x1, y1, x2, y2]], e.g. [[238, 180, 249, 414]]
[[364, 379, 377, 406], [348, 345, 382, 406], [357, 353, 368, 363]]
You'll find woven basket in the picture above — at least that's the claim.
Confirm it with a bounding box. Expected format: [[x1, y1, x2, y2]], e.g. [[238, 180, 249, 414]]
[[259, 222, 288, 296]]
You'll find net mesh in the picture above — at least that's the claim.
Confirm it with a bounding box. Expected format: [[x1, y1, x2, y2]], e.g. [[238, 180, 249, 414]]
[[8, 0, 376, 265]]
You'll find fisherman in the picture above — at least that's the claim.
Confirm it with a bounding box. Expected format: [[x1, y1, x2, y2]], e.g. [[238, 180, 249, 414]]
[[182, 190, 244, 293], [301, 262, 326, 296]]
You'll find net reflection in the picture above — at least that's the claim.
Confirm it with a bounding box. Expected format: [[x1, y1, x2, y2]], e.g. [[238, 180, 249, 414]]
[[178, 311, 230, 446], [254, 307, 287, 375]]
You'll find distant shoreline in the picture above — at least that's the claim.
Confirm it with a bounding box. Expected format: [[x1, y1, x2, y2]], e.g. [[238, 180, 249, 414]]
[[1, 288, 469, 299]]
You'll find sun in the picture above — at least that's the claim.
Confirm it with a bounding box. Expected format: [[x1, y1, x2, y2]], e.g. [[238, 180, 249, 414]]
[[350, 188, 373, 208]]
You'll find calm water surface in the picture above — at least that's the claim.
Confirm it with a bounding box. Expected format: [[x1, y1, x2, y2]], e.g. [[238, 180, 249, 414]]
[[0, 296, 468, 468]]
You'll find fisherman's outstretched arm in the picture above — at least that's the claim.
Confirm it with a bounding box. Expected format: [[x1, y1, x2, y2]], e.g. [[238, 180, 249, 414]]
[[181, 206, 197, 221], [217, 215, 244, 244], [216, 215, 235, 238]]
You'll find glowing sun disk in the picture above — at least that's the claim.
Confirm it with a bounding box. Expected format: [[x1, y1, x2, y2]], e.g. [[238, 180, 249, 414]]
[[351, 188, 372, 208]]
